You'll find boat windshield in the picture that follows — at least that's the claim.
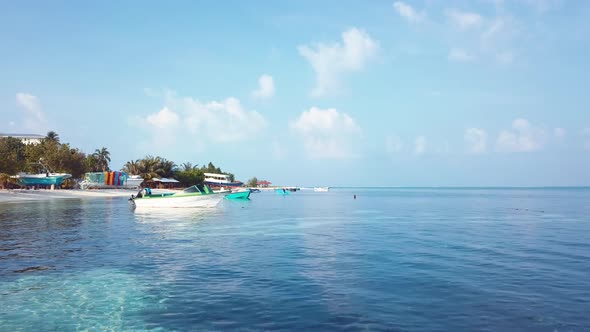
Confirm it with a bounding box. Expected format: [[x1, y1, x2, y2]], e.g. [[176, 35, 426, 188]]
[[183, 186, 201, 194]]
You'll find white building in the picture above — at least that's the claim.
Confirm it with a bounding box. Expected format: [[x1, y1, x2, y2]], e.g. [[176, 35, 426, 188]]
[[0, 133, 45, 145]]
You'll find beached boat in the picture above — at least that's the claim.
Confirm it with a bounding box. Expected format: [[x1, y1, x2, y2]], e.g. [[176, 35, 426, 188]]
[[225, 189, 251, 200], [129, 184, 224, 208], [79, 172, 143, 190], [203, 173, 244, 188], [11, 172, 72, 186], [11, 159, 71, 187], [314, 187, 330, 192]]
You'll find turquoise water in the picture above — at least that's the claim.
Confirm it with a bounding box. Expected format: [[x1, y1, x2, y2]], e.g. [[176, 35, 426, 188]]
[[1, 188, 589, 331]]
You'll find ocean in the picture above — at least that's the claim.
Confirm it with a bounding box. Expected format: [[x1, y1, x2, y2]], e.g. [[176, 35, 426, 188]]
[[1, 188, 589, 331]]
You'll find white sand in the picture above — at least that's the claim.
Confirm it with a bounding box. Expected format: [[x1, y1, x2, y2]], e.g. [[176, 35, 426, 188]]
[[0, 189, 138, 203]]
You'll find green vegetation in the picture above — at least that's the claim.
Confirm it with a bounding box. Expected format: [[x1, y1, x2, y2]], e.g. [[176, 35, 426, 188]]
[[246, 177, 258, 187], [122, 158, 234, 187], [0, 132, 94, 179], [0, 131, 238, 188]]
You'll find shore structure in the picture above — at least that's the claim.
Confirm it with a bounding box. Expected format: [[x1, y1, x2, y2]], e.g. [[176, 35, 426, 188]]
[[204, 173, 244, 188], [0, 133, 45, 145]]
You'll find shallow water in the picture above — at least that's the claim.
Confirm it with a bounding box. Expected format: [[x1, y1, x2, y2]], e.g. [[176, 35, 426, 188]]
[[1, 188, 589, 331]]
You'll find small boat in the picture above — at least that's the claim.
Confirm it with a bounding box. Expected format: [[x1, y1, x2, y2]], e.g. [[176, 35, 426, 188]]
[[129, 184, 224, 208], [225, 189, 251, 200], [250, 188, 261, 193], [12, 172, 72, 186], [275, 188, 290, 195], [203, 173, 244, 188], [314, 187, 329, 192], [11, 159, 71, 187]]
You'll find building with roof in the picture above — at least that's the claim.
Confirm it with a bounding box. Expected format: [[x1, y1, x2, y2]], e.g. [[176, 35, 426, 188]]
[[0, 133, 45, 145], [256, 180, 272, 188]]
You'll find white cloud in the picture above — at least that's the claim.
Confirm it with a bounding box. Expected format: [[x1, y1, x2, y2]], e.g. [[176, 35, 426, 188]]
[[464, 128, 487, 154], [448, 48, 475, 62], [414, 136, 427, 155], [16, 93, 47, 133], [386, 135, 403, 154], [181, 97, 266, 143], [252, 74, 275, 99], [445, 9, 483, 30], [298, 27, 379, 96], [146, 107, 179, 129], [291, 107, 361, 159], [140, 91, 267, 145], [496, 118, 547, 152], [393, 2, 425, 23]]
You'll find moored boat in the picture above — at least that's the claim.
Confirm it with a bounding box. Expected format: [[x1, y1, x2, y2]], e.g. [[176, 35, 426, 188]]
[[225, 189, 251, 200], [275, 188, 290, 195], [129, 184, 224, 208]]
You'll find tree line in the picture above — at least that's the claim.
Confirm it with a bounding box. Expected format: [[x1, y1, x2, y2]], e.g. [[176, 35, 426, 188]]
[[122, 157, 234, 187], [0, 131, 111, 188], [0, 131, 236, 188]]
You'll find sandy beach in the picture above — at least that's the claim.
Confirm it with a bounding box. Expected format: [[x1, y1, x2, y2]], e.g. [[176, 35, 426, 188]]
[[0, 189, 136, 203]]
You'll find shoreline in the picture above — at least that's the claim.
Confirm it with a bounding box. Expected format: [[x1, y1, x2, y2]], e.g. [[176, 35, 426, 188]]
[[0, 189, 136, 203]]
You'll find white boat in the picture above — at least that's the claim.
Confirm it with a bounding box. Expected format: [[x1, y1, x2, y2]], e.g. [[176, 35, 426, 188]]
[[314, 187, 330, 192], [129, 184, 225, 208], [203, 173, 244, 187]]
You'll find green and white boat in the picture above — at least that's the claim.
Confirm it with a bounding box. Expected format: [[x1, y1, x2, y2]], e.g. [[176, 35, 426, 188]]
[[129, 184, 225, 208]]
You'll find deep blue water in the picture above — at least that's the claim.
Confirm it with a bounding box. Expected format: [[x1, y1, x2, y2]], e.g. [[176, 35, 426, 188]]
[[1, 188, 589, 331]]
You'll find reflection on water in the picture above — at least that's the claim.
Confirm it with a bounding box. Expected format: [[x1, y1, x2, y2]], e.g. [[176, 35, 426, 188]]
[[1, 189, 590, 331]]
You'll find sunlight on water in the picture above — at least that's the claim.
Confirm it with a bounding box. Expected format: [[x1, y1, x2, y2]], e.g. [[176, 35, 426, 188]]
[[1, 189, 589, 331], [0, 269, 164, 331]]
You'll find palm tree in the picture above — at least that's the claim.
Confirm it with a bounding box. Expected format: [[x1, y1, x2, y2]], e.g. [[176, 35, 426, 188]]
[[93, 147, 111, 172], [180, 162, 198, 171], [45, 131, 60, 143], [122, 160, 139, 175]]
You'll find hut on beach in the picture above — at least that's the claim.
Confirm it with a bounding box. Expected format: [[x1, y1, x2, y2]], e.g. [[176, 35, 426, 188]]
[[256, 180, 272, 188], [151, 177, 181, 189]]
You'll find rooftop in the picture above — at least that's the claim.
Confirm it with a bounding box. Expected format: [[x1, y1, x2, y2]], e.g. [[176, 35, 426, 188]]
[[0, 133, 44, 138]]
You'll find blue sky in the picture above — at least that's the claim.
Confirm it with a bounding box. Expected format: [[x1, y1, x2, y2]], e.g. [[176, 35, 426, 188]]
[[1, 1, 590, 186]]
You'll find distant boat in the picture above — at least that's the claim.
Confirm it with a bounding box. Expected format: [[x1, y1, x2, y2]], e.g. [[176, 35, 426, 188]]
[[275, 188, 290, 195], [203, 173, 244, 188], [314, 187, 330, 192], [129, 184, 224, 208], [225, 189, 251, 200], [250, 188, 261, 193]]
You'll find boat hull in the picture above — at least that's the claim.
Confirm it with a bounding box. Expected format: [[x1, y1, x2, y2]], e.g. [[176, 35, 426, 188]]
[[225, 190, 251, 200], [15, 174, 71, 186], [132, 193, 223, 208], [204, 180, 244, 187]]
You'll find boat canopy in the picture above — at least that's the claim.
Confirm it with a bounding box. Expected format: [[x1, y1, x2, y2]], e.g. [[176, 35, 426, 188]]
[[183, 184, 213, 194]]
